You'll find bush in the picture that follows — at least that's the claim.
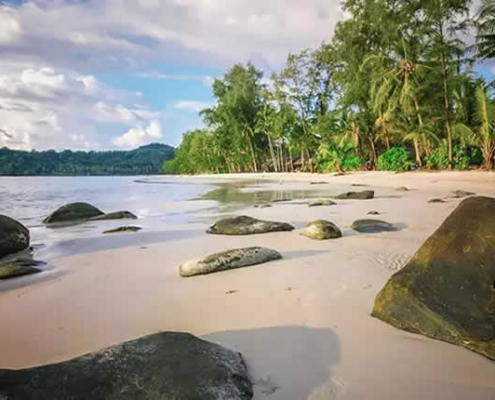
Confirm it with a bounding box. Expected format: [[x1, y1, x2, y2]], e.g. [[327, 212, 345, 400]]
[[162, 159, 177, 174], [377, 147, 413, 172], [426, 142, 483, 170], [342, 155, 363, 171]]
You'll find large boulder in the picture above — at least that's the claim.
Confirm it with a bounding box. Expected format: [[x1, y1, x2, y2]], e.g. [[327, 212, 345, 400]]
[[372, 196, 495, 360], [179, 247, 282, 277], [0, 332, 253, 400], [207, 216, 294, 235], [351, 219, 397, 233], [90, 211, 137, 221], [300, 220, 342, 240], [43, 203, 104, 224], [0, 259, 44, 280], [335, 190, 374, 200], [0, 215, 30, 259]]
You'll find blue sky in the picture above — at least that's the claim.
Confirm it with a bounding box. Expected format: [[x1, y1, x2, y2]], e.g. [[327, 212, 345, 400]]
[[0, 0, 488, 151], [0, 0, 344, 150]]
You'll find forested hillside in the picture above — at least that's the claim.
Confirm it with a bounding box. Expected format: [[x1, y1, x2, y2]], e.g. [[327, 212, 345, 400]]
[[165, 0, 495, 174], [0, 143, 174, 176]]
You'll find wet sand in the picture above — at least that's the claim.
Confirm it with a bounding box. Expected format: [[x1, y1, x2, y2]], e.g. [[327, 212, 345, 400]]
[[1, 171, 495, 399]]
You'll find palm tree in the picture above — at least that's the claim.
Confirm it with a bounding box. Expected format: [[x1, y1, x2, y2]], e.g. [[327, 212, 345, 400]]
[[475, 0, 495, 60], [456, 84, 495, 170]]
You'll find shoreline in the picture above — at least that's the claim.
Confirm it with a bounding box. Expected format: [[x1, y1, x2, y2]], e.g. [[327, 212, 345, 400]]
[[1, 171, 495, 399]]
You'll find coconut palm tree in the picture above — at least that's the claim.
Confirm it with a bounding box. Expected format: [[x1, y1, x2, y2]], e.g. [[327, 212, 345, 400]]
[[475, 0, 495, 60]]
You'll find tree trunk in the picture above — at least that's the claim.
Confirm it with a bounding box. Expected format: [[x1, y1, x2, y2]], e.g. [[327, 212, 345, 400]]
[[482, 143, 495, 171], [413, 139, 422, 168], [413, 98, 424, 167], [370, 137, 377, 170], [267, 134, 278, 172], [307, 149, 313, 173], [289, 147, 294, 172], [385, 135, 390, 150], [301, 148, 305, 171], [248, 136, 258, 173], [440, 52, 453, 168]]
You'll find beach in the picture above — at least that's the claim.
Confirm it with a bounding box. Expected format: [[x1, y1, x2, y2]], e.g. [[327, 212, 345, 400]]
[[1, 171, 495, 399]]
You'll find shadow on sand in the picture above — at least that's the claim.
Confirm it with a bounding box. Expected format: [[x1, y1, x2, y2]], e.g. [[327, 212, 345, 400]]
[[203, 325, 341, 400]]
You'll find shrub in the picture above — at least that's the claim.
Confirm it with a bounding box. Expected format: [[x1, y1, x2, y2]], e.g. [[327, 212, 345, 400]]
[[162, 159, 177, 174], [342, 155, 363, 171], [426, 142, 483, 170], [377, 147, 413, 172]]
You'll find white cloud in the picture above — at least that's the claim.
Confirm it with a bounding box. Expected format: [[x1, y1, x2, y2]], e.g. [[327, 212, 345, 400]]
[[0, 7, 21, 44], [175, 100, 213, 112], [113, 120, 163, 148]]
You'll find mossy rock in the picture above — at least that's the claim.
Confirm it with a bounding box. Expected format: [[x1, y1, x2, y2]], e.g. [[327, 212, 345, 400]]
[[103, 226, 142, 234], [372, 196, 495, 360], [335, 190, 374, 200], [367, 211, 380, 216], [90, 211, 137, 221], [351, 219, 397, 233], [207, 216, 294, 235], [396, 186, 409, 192], [0, 259, 44, 280], [0, 215, 30, 259], [43, 203, 104, 224], [300, 220, 342, 240], [0, 332, 253, 399], [308, 200, 336, 207], [179, 247, 282, 277], [451, 190, 475, 198]]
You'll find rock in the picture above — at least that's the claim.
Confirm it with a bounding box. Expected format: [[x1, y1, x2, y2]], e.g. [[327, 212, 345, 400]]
[[428, 198, 446, 204], [351, 219, 397, 233], [90, 211, 137, 221], [372, 196, 495, 360], [0, 332, 253, 400], [367, 211, 380, 215], [179, 247, 282, 277], [335, 190, 374, 200], [43, 202, 104, 224], [308, 200, 336, 207], [300, 220, 342, 240], [451, 190, 475, 198], [310, 181, 328, 185], [351, 183, 369, 187], [0, 259, 44, 280], [254, 203, 272, 209], [103, 226, 142, 234], [207, 216, 294, 235], [0, 215, 30, 259], [396, 186, 409, 192]]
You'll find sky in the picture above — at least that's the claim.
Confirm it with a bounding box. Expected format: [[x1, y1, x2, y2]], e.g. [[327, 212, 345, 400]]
[[0, 0, 346, 151]]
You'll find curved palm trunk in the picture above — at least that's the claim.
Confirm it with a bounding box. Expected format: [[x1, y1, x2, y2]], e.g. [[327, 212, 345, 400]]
[[440, 53, 453, 169], [413, 98, 424, 168]]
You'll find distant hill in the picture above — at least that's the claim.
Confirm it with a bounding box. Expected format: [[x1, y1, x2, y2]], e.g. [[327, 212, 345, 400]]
[[0, 143, 175, 176]]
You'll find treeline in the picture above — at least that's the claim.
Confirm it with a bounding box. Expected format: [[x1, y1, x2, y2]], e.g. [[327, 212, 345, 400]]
[[164, 0, 495, 174], [0, 143, 174, 176]]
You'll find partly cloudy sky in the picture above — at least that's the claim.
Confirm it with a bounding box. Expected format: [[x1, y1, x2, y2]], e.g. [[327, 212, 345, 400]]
[[0, 0, 346, 150]]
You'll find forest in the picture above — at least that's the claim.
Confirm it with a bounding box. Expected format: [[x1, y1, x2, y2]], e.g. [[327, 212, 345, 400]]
[[0, 143, 174, 176], [164, 0, 495, 174]]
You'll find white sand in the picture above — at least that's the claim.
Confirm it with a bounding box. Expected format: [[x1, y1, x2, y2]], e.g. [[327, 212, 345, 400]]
[[1, 171, 495, 399]]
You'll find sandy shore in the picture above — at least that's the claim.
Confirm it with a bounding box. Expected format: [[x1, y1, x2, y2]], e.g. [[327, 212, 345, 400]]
[[1, 171, 495, 399]]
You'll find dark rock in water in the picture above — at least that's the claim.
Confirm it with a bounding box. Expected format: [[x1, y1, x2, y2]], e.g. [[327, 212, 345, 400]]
[[451, 190, 475, 198], [43, 203, 104, 224], [0, 215, 30, 259], [300, 220, 342, 240], [0, 259, 44, 280], [335, 190, 374, 200], [428, 198, 446, 204], [396, 186, 409, 192], [372, 196, 495, 360], [103, 226, 142, 234], [308, 200, 336, 207], [0, 332, 253, 400], [207, 216, 294, 235], [90, 211, 137, 221], [367, 211, 380, 216], [351, 219, 397, 233], [179, 247, 282, 277]]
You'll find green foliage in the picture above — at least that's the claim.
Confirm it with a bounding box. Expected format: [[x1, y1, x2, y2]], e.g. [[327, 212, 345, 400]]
[[162, 160, 177, 174], [377, 147, 414, 172], [0, 144, 174, 176], [342, 155, 363, 171], [427, 142, 483, 170]]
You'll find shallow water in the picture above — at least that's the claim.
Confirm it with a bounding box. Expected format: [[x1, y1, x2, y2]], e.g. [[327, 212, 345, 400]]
[[0, 176, 340, 263]]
